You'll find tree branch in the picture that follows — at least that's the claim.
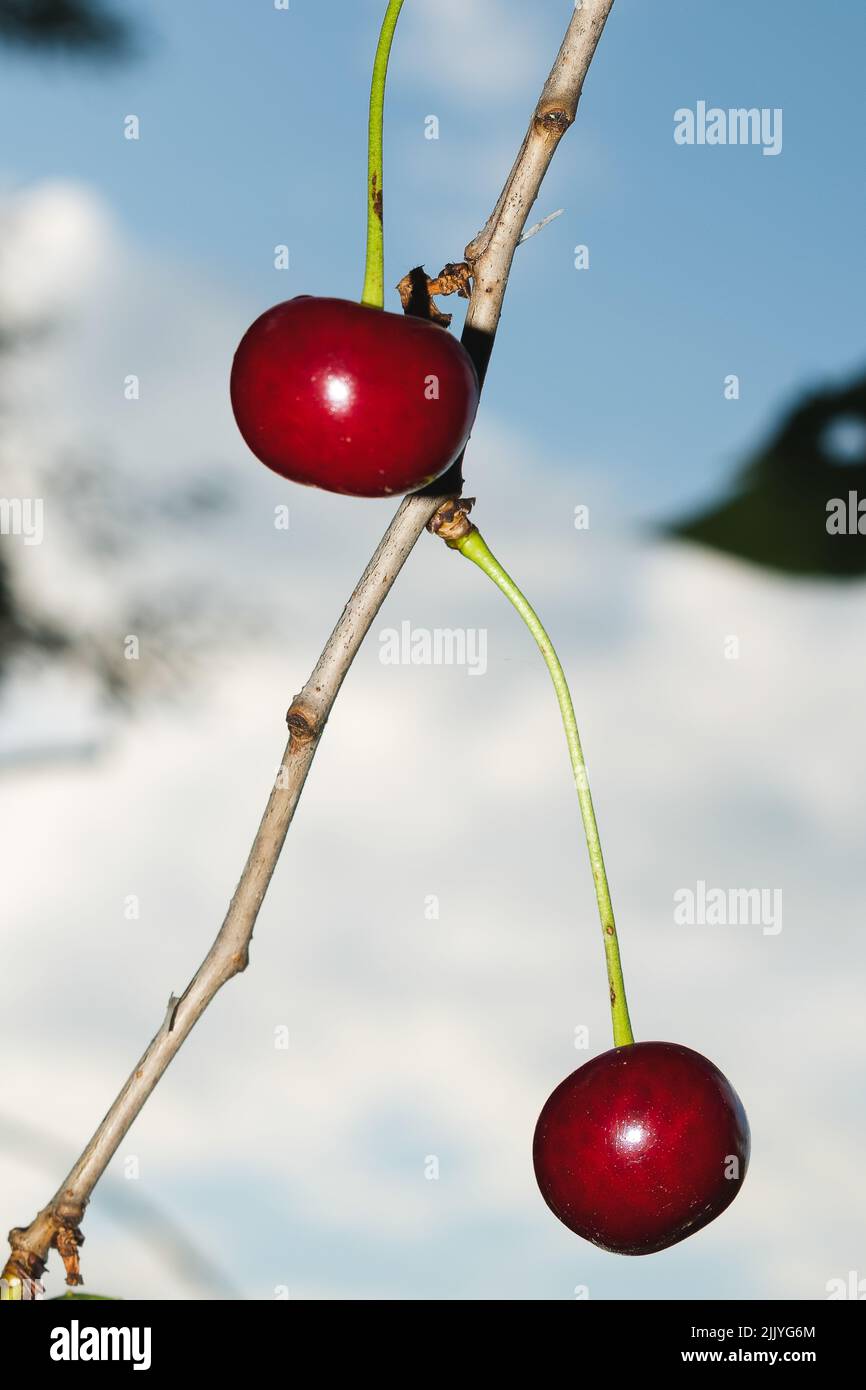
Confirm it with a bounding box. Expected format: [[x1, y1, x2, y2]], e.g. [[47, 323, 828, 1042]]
[[3, 0, 616, 1295]]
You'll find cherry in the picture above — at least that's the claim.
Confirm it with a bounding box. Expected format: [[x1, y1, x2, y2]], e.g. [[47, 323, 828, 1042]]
[[230, 296, 480, 498], [533, 1041, 749, 1255]]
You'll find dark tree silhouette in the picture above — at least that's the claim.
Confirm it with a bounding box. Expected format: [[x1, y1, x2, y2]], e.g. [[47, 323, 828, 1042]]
[[0, 0, 128, 53], [0, 0, 133, 692], [668, 371, 866, 580]]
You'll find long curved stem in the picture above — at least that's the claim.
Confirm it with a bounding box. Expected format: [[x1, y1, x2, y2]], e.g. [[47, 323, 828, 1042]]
[[454, 527, 634, 1048], [361, 0, 406, 308]]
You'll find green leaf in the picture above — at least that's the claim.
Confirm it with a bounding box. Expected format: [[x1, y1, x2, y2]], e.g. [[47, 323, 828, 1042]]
[[667, 373, 866, 579]]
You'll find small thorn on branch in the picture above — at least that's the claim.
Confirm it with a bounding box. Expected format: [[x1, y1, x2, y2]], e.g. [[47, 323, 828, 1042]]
[[518, 208, 564, 244], [163, 993, 181, 1034]]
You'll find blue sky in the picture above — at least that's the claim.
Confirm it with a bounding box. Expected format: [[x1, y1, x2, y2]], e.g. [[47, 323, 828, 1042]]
[[2, 0, 864, 518], [1, 1, 865, 1302]]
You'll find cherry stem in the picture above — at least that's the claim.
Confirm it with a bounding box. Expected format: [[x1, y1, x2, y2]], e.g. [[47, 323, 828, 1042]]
[[452, 527, 635, 1049], [362, 0, 406, 309]]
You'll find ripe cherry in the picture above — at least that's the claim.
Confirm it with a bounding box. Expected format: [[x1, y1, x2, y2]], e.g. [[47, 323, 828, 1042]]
[[533, 1041, 749, 1255], [230, 296, 480, 498]]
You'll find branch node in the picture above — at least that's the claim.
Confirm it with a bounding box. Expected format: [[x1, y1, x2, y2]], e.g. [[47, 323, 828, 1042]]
[[427, 497, 476, 545], [534, 104, 572, 136], [54, 1191, 86, 1226], [285, 701, 321, 744]]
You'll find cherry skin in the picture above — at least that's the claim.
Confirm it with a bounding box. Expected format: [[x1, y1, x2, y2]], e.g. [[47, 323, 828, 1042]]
[[230, 296, 480, 498], [533, 1041, 749, 1255]]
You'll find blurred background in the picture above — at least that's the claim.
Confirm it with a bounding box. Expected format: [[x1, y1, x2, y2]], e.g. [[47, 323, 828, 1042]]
[[1, 0, 864, 1300]]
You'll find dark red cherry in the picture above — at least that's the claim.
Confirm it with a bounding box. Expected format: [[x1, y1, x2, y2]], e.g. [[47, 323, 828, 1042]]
[[230, 296, 479, 498], [533, 1041, 749, 1255]]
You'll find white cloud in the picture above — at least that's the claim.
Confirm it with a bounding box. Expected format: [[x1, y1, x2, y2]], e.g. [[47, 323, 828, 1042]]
[[0, 180, 114, 323], [392, 0, 547, 103]]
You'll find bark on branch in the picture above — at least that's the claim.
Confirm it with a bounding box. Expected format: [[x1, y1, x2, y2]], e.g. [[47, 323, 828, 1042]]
[[3, 0, 616, 1295]]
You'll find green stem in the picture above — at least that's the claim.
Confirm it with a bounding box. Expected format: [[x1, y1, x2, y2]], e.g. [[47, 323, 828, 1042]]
[[454, 527, 635, 1049], [361, 0, 406, 309]]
